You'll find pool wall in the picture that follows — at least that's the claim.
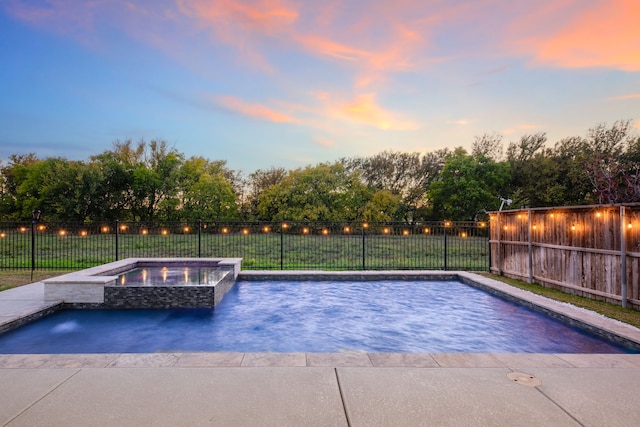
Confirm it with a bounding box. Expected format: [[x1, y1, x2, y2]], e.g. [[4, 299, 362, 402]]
[[43, 258, 242, 309]]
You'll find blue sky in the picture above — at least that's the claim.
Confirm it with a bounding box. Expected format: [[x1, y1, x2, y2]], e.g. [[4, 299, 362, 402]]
[[1, 0, 639, 173]]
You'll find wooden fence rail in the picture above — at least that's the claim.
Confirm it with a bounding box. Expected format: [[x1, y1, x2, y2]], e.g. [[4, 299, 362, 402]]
[[490, 203, 640, 310]]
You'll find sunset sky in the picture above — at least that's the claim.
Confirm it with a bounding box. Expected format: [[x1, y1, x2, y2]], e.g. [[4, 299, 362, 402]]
[[1, 0, 639, 172]]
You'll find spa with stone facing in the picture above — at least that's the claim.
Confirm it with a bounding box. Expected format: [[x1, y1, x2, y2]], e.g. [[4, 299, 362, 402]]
[[43, 258, 241, 309]]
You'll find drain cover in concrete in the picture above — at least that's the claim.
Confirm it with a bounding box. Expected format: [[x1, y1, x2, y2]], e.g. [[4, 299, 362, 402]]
[[507, 372, 542, 387]]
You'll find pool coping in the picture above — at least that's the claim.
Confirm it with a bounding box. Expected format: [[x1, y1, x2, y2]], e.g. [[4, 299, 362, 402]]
[[2, 270, 640, 359]]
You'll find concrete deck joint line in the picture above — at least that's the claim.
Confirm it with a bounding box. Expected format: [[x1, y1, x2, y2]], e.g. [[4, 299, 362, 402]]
[[4, 368, 82, 426], [535, 385, 586, 427], [334, 368, 352, 427]]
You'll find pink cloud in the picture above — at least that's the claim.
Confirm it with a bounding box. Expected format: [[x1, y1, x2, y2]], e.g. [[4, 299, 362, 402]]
[[514, 0, 640, 71], [313, 136, 335, 147], [216, 96, 299, 123]]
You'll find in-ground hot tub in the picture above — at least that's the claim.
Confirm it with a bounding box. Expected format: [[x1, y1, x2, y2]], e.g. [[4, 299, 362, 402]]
[[44, 258, 242, 309]]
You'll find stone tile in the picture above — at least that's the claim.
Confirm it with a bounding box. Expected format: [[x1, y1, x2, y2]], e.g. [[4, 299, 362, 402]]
[[0, 354, 49, 369], [241, 352, 306, 367], [431, 353, 507, 368], [368, 353, 439, 368], [175, 352, 244, 367], [39, 354, 118, 368], [493, 353, 574, 368], [306, 352, 373, 367], [618, 354, 640, 367], [106, 353, 181, 368], [555, 353, 640, 368]]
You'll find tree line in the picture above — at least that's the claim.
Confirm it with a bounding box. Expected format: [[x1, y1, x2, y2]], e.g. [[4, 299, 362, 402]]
[[1, 121, 638, 223]]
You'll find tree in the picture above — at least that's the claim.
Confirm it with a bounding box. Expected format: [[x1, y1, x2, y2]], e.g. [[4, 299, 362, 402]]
[[428, 148, 510, 220], [472, 133, 504, 161], [257, 163, 371, 221], [344, 150, 448, 223], [181, 173, 238, 221], [242, 167, 287, 219], [362, 190, 402, 221]]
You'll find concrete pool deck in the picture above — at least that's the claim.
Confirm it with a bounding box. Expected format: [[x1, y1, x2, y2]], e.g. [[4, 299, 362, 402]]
[[2, 273, 640, 425]]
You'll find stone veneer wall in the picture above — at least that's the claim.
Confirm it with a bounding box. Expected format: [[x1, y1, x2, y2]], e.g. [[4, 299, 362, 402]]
[[103, 271, 236, 309]]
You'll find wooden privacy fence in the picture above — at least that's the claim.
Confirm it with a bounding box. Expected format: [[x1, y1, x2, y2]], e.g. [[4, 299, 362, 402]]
[[490, 203, 640, 309]]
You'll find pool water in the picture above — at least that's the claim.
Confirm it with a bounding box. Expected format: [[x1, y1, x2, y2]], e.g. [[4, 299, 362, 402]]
[[117, 266, 226, 286], [0, 280, 636, 354]]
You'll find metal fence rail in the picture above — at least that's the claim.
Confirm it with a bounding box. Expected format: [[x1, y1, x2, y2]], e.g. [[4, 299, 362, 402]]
[[0, 221, 490, 271]]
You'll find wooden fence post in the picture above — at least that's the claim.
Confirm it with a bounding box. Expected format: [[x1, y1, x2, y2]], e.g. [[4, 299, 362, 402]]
[[621, 205, 628, 308], [528, 209, 533, 284]]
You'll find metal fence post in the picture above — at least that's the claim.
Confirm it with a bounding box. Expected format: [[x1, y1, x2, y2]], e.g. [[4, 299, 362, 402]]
[[115, 220, 120, 261], [443, 223, 448, 271], [198, 220, 202, 258], [280, 223, 284, 270], [30, 220, 36, 276], [362, 223, 366, 270]]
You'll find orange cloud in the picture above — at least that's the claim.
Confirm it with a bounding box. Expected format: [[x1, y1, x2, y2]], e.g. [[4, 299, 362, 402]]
[[313, 136, 335, 147], [608, 93, 640, 101], [324, 93, 419, 131], [216, 96, 298, 123], [502, 124, 539, 135], [519, 0, 640, 71]]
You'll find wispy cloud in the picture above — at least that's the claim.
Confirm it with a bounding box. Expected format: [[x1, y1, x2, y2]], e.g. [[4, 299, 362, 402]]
[[216, 96, 299, 123], [502, 124, 539, 135], [313, 136, 335, 147], [608, 93, 640, 101], [322, 93, 419, 131]]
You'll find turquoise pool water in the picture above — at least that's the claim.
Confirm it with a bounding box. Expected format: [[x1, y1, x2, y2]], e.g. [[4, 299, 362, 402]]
[[0, 280, 637, 354]]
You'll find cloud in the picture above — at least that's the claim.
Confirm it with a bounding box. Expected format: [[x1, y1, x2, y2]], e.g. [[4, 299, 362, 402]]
[[502, 124, 539, 135], [608, 93, 640, 101], [514, 0, 640, 71], [322, 93, 419, 131], [216, 96, 299, 123], [313, 136, 335, 147]]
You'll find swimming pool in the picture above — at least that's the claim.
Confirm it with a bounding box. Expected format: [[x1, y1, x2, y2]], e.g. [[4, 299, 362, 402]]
[[0, 279, 637, 354]]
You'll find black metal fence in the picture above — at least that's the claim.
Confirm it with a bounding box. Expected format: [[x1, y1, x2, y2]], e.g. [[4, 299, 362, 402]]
[[0, 221, 490, 271]]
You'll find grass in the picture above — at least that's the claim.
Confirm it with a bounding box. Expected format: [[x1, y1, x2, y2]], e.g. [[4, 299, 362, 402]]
[[0, 270, 74, 292], [478, 273, 640, 329]]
